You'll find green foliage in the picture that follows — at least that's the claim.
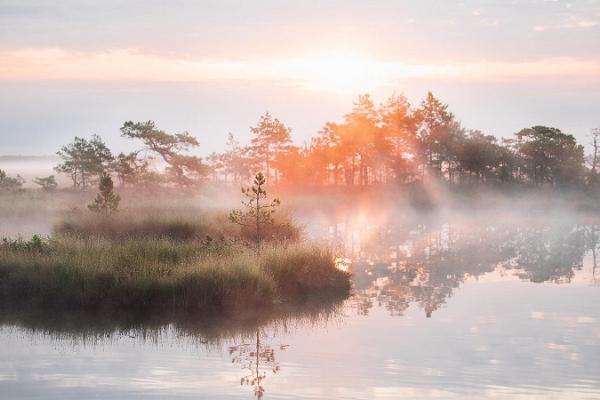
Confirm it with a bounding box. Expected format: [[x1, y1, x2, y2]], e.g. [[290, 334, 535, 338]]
[[33, 175, 58, 192], [230, 172, 281, 249], [88, 172, 121, 214]]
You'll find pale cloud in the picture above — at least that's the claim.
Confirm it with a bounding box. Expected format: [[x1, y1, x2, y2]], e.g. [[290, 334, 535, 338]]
[[560, 15, 599, 28], [2, 48, 599, 92], [532, 13, 599, 31], [480, 19, 499, 27]]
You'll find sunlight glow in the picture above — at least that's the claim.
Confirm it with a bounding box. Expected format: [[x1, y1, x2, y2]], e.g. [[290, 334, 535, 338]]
[[274, 53, 395, 92], [1, 48, 599, 92], [335, 257, 352, 272]]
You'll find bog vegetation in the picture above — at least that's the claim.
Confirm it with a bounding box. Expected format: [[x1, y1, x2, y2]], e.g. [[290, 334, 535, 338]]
[[0, 172, 348, 314], [0, 236, 350, 312], [1, 89, 599, 314]]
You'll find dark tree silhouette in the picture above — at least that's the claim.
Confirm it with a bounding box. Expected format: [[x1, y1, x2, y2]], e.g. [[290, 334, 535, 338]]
[[516, 126, 586, 187], [88, 172, 121, 214], [56, 135, 113, 189], [120, 121, 207, 187]]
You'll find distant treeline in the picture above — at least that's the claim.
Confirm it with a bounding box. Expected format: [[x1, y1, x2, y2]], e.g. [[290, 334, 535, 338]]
[[1, 91, 599, 193]]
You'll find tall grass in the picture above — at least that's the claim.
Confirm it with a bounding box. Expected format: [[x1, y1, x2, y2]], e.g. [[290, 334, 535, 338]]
[[0, 237, 350, 313], [54, 208, 301, 243]]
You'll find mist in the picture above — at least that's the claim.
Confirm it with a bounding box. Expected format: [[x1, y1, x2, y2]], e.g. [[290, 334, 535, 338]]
[[2, 1, 600, 398]]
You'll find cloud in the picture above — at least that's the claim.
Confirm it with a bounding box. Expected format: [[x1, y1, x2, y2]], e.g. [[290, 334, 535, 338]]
[[532, 13, 600, 31], [1, 48, 599, 91]]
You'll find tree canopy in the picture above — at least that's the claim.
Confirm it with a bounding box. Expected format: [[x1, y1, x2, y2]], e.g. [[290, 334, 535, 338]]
[[49, 91, 595, 193]]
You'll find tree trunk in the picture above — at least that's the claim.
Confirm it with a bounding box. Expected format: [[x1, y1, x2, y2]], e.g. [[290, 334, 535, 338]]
[[255, 193, 260, 252]]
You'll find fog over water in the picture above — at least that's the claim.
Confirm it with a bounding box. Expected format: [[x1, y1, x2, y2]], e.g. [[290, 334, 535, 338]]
[[0, 182, 599, 398], [2, 1, 600, 397]]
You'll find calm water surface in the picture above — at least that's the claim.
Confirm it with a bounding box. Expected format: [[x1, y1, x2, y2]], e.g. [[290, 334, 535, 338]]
[[1, 218, 599, 399]]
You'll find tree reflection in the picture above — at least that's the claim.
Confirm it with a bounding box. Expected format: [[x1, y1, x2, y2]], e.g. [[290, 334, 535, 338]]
[[229, 330, 284, 398], [336, 217, 600, 318], [0, 292, 345, 399]]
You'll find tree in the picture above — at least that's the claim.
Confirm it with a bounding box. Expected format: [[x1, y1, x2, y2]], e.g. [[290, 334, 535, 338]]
[[249, 113, 292, 184], [590, 128, 600, 172], [33, 175, 58, 192], [516, 126, 586, 187], [206, 152, 225, 182], [55, 135, 113, 189], [339, 94, 383, 186], [222, 133, 253, 185], [230, 330, 282, 399], [0, 170, 24, 193], [414, 92, 455, 178], [379, 93, 418, 183], [229, 172, 280, 251], [457, 131, 505, 183], [588, 128, 600, 190], [88, 172, 121, 214], [113, 152, 153, 187], [120, 121, 208, 187], [271, 144, 305, 185], [312, 122, 344, 185], [495, 139, 523, 184]]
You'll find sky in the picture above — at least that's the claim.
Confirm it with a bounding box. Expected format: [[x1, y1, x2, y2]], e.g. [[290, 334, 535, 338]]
[[0, 0, 599, 156]]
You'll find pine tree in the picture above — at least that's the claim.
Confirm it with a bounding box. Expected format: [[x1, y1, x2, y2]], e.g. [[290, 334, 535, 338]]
[[229, 172, 280, 251], [88, 172, 121, 214], [249, 113, 292, 183], [33, 175, 58, 192]]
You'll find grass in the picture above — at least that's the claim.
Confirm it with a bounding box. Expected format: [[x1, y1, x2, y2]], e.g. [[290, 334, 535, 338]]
[[54, 207, 301, 243], [0, 189, 348, 317], [0, 236, 350, 313]]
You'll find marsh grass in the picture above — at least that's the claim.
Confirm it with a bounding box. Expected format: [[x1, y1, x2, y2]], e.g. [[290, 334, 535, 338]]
[[0, 237, 350, 313], [54, 207, 301, 243]]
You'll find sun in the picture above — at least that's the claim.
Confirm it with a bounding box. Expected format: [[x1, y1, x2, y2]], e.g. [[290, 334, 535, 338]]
[[274, 52, 393, 93]]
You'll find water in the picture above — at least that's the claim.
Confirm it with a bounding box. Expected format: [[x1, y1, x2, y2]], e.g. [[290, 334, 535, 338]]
[[1, 217, 599, 399]]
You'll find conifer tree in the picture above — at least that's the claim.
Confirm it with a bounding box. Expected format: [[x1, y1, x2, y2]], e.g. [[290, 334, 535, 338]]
[[88, 172, 121, 214], [229, 172, 280, 251]]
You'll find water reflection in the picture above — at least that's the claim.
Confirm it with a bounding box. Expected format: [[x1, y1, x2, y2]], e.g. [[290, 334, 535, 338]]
[[230, 330, 284, 398], [326, 217, 600, 318], [0, 295, 344, 399], [1, 215, 600, 399]]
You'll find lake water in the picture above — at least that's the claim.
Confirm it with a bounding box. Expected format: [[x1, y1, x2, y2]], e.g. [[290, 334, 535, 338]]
[[1, 217, 599, 399]]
